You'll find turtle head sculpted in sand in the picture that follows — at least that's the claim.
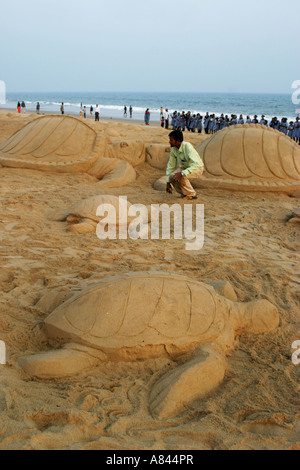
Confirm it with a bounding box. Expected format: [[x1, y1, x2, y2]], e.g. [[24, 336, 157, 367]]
[[0, 115, 137, 188], [18, 272, 279, 419]]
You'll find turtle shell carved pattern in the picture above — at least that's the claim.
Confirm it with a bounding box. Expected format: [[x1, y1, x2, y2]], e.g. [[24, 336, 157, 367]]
[[196, 124, 300, 192]]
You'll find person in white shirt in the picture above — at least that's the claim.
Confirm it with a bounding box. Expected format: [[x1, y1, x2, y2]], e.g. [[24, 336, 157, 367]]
[[95, 105, 100, 122], [164, 109, 169, 129]]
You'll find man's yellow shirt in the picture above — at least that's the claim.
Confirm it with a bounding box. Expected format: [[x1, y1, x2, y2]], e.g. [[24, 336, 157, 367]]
[[166, 141, 204, 183]]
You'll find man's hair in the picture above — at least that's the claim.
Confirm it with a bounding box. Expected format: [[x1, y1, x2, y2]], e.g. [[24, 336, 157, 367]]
[[169, 130, 184, 142]]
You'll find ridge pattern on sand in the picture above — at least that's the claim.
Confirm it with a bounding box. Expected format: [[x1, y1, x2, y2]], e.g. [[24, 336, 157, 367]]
[[0, 115, 136, 187], [196, 124, 300, 192], [0, 115, 97, 165]]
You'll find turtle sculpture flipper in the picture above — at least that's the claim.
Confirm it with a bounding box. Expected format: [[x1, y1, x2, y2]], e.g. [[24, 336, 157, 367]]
[[149, 297, 279, 418], [18, 343, 107, 379], [0, 115, 136, 188], [17, 273, 279, 419], [87, 156, 136, 188], [149, 345, 226, 419]]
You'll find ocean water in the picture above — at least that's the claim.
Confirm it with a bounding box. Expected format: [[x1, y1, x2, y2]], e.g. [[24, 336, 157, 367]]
[[2, 91, 299, 123]]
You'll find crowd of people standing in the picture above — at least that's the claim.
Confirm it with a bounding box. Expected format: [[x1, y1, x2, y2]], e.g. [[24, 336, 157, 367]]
[[162, 110, 300, 144], [15, 100, 300, 144]]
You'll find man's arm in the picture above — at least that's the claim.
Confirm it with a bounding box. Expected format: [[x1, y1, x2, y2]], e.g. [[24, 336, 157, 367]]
[[181, 143, 203, 177]]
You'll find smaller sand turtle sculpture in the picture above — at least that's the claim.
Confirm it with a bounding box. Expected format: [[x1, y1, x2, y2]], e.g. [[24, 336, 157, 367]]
[[152, 124, 300, 194], [18, 273, 279, 419], [56, 194, 150, 234], [0, 115, 136, 188]]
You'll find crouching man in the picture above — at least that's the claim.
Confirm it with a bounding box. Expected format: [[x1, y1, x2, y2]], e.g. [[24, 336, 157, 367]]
[[166, 130, 204, 200]]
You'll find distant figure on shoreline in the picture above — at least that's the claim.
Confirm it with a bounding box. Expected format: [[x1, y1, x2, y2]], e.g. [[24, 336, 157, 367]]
[[90, 105, 93, 117], [21, 101, 26, 112], [164, 109, 169, 129], [129, 106, 132, 118], [144, 108, 150, 125], [17, 101, 21, 113], [294, 117, 300, 144], [60, 102, 64, 115], [83, 106, 86, 118], [124, 106, 127, 118], [36, 102, 40, 114], [95, 104, 100, 121]]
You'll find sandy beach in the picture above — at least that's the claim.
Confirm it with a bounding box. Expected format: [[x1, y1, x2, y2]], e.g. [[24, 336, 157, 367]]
[[0, 110, 299, 450]]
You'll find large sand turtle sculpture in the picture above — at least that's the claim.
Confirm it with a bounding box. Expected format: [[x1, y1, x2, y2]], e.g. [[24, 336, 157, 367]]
[[152, 124, 300, 194], [18, 272, 279, 419], [0, 115, 137, 188]]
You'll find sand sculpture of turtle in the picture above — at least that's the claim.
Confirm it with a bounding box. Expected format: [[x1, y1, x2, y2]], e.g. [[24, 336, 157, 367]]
[[56, 194, 149, 234], [106, 139, 145, 167], [152, 124, 300, 194], [0, 115, 136, 188], [17, 272, 279, 419]]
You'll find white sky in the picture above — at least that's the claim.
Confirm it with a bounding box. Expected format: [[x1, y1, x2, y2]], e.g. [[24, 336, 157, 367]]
[[1, 0, 299, 93]]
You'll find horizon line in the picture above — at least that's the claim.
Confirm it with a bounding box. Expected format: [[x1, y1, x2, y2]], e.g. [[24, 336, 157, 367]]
[[5, 90, 291, 95]]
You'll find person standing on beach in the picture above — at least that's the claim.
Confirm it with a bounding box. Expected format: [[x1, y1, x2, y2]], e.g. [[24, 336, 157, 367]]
[[90, 105, 93, 117], [36, 102, 40, 114], [166, 130, 204, 200], [83, 106, 87, 118], [204, 113, 210, 134], [196, 114, 203, 133], [279, 118, 288, 135], [171, 112, 177, 129], [207, 114, 215, 134], [17, 101, 21, 113], [124, 106, 127, 118], [129, 106, 133, 118], [144, 108, 150, 125], [293, 117, 300, 143], [219, 114, 225, 130], [176, 113, 182, 130], [95, 105, 100, 121], [60, 102, 64, 115], [21, 101, 26, 112], [164, 109, 169, 129], [288, 122, 294, 139], [260, 115, 266, 125]]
